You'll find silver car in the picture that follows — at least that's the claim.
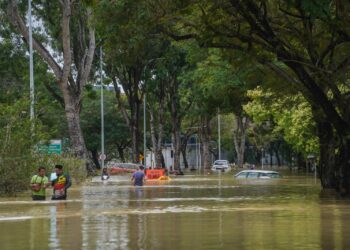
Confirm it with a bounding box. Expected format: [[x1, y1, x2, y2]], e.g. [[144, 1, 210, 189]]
[[234, 170, 282, 179], [211, 160, 231, 173]]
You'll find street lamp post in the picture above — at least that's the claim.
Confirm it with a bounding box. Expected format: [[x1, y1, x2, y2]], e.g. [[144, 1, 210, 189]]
[[218, 108, 221, 160], [261, 148, 264, 169], [100, 46, 105, 170], [196, 134, 199, 169], [143, 87, 146, 167]]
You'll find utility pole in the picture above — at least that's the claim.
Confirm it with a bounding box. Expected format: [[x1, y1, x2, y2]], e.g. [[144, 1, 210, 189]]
[[100, 46, 105, 169], [261, 148, 264, 169], [218, 108, 221, 160], [144, 85, 146, 168]]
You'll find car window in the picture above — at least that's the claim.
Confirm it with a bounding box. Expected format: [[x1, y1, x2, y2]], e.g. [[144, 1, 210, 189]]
[[247, 172, 259, 178], [266, 173, 281, 178], [258, 173, 268, 178], [236, 172, 247, 178]]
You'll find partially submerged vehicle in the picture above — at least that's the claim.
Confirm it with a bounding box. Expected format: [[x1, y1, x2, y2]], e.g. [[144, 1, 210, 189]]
[[234, 170, 282, 179], [108, 162, 142, 175], [211, 160, 231, 173]]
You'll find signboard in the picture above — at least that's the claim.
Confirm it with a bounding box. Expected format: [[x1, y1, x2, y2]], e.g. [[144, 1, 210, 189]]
[[38, 140, 62, 155], [99, 154, 106, 161]]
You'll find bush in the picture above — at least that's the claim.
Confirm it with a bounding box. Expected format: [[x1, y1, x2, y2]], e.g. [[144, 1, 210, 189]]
[[0, 99, 88, 195], [35, 154, 87, 185], [0, 99, 43, 195]]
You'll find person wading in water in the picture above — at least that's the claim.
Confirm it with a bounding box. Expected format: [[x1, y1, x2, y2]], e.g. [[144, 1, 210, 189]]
[[131, 165, 146, 186], [51, 164, 72, 200], [30, 166, 50, 201]]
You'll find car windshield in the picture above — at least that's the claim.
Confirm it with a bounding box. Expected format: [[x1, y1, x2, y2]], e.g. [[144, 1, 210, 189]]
[[214, 161, 228, 165]]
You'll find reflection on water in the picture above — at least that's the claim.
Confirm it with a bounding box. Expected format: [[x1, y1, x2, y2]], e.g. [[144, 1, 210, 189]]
[[1, 173, 350, 249]]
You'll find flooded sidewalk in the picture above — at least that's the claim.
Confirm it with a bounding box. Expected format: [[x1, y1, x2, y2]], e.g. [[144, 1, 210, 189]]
[[0, 173, 349, 249]]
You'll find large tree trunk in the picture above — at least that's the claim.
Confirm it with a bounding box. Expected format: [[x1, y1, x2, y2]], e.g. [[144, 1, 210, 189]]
[[117, 145, 126, 163], [168, 78, 182, 171], [112, 68, 143, 163], [91, 148, 100, 169], [317, 119, 336, 188], [131, 116, 140, 163], [272, 141, 281, 167], [181, 146, 189, 169], [233, 115, 248, 168], [149, 107, 165, 168], [149, 80, 166, 168], [201, 116, 212, 169], [62, 89, 93, 171], [171, 123, 182, 171], [337, 138, 350, 195]]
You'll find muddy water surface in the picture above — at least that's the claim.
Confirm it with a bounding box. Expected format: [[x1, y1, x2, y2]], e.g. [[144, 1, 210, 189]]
[[0, 172, 349, 250]]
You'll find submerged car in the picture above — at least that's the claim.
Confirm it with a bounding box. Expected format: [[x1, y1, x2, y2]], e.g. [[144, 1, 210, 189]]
[[211, 160, 231, 173], [234, 170, 282, 179]]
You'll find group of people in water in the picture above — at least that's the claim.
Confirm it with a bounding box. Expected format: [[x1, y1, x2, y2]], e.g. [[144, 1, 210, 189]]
[[30, 164, 146, 201], [30, 164, 72, 201]]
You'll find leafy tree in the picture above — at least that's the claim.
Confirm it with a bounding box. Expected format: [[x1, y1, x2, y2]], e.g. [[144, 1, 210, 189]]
[[152, 0, 350, 195], [181, 45, 252, 167], [244, 87, 319, 167], [7, 0, 96, 173], [80, 88, 130, 167], [95, 0, 166, 163]]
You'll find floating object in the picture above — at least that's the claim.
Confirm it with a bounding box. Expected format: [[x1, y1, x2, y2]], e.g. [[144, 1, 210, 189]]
[[158, 176, 171, 181]]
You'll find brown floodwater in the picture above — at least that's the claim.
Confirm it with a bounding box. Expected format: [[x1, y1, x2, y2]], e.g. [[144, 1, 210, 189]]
[[0, 171, 349, 250]]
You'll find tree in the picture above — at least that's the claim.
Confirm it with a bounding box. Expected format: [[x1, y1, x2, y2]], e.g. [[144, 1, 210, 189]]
[[95, 0, 167, 163], [7, 0, 96, 173], [182, 46, 250, 168], [244, 87, 319, 164], [153, 0, 350, 195], [80, 88, 130, 167]]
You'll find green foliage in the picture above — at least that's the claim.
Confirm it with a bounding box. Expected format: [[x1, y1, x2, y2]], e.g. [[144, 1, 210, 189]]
[[80, 89, 130, 160], [244, 87, 319, 157], [35, 154, 86, 184], [300, 0, 331, 19], [0, 99, 48, 195], [0, 98, 86, 195], [96, 0, 164, 68]]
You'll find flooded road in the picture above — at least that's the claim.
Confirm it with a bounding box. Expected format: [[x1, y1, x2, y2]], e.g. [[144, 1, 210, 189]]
[[1, 172, 350, 250]]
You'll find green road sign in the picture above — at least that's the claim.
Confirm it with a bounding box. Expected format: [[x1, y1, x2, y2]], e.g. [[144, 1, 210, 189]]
[[38, 140, 62, 155]]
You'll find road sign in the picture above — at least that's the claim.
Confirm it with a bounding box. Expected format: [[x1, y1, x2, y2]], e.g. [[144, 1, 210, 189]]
[[99, 154, 106, 161], [38, 140, 62, 155]]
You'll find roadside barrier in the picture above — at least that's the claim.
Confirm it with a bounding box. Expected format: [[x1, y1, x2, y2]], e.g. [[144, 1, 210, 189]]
[[146, 169, 165, 179]]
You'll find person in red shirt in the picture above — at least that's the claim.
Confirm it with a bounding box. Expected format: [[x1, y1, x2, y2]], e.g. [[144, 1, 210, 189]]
[[51, 164, 72, 200]]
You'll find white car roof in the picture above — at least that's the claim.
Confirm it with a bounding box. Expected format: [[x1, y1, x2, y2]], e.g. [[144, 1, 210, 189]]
[[235, 170, 280, 175]]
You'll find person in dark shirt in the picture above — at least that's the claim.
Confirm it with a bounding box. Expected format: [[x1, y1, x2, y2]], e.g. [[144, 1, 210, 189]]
[[51, 164, 72, 200], [131, 166, 145, 186], [101, 167, 110, 181]]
